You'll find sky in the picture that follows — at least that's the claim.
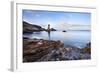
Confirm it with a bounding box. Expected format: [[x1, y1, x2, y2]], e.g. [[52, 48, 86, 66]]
[[23, 10, 91, 30]]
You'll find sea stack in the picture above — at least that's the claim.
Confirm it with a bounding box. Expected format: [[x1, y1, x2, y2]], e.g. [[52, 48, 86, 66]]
[[47, 24, 50, 32]]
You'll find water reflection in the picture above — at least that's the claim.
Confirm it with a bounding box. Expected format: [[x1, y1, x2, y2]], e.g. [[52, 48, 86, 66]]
[[48, 31, 51, 40]]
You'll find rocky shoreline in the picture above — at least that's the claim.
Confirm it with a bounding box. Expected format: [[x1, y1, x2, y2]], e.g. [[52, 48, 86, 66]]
[[23, 21, 91, 62], [23, 38, 91, 62]]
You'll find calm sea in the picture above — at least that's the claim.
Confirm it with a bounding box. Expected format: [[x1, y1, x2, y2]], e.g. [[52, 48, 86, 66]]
[[23, 30, 91, 48]]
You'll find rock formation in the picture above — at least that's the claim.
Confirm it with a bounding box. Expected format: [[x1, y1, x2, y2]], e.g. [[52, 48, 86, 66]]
[[23, 38, 91, 62]]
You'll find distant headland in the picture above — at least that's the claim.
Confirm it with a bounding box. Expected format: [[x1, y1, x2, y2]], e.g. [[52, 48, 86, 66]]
[[23, 21, 56, 33]]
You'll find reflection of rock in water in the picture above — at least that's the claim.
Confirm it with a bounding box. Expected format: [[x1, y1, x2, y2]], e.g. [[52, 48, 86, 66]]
[[48, 31, 50, 40]]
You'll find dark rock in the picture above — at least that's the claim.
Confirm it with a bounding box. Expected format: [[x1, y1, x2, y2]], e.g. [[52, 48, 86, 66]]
[[23, 21, 57, 34], [23, 21, 45, 33], [23, 39, 64, 62], [23, 39, 91, 62], [82, 42, 91, 54], [62, 30, 66, 32], [50, 28, 56, 31], [23, 37, 30, 39]]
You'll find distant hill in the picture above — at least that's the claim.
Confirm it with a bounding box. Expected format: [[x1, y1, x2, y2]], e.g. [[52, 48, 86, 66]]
[[23, 21, 45, 33], [23, 21, 57, 33]]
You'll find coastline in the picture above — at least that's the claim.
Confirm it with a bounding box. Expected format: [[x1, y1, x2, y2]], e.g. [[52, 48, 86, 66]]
[[23, 21, 91, 62], [23, 38, 91, 62]]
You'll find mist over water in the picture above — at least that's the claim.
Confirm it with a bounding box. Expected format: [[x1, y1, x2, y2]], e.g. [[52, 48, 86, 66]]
[[23, 30, 90, 49]]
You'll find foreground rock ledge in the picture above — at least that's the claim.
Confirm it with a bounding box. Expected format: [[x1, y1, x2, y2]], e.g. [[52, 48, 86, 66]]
[[23, 39, 91, 62]]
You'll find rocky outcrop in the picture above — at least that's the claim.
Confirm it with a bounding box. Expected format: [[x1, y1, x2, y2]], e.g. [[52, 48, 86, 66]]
[[50, 28, 56, 31], [23, 39, 64, 62], [23, 38, 91, 62], [23, 21, 45, 33], [81, 42, 91, 54], [23, 21, 57, 33], [62, 30, 67, 32]]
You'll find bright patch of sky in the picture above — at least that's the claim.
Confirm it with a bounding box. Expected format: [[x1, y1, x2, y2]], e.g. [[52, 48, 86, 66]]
[[23, 10, 91, 30]]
